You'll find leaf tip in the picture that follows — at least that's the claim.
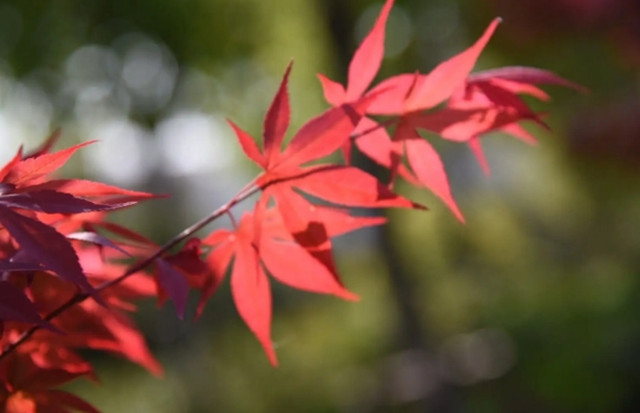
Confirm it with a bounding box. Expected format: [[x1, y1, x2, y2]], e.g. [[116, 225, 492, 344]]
[[412, 201, 428, 211], [341, 290, 360, 302]]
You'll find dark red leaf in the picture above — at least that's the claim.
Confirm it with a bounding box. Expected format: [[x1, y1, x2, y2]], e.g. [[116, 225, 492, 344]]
[[409, 108, 532, 142], [22, 179, 159, 202], [155, 258, 190, 319], [0, 281, 55, 330], [0, 191, 113, 214], [0, 183, 16, 194], [0, 259, 44, 272], [473, 81, 549, 128], [0, 205, 95, 293], [39, 390, 100, 413], [469, 66, 588, 93]]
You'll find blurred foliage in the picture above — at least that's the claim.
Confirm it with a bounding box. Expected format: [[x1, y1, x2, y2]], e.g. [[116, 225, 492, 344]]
[[1, 0, 639, 412]]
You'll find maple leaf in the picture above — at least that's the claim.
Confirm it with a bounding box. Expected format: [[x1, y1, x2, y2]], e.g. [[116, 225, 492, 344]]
[[0, 205, 95, 294], [0, 141, 95, 188], [230, 62, 420, 222], [232, 63, 378, 175], [318, 9, 579, 219], [0, 139, 159, 212], [22, 268, 162, 377], [0, 2, 586, 409], [317, 0, 394, 106], [209, 60, 422, 364], [155, 258, 190, 320], [408, 66, 586, 174], [0, 190, 115, 214], [360, 19, 502, 221], [317, 0, 393, 164], [202, 219, 275, 365], [160, 238, 214, 320], [20, 179, 160, 207], [202, 202, 383, 365], [364, 18, 502, 115], [0, 352, 99, 413], [0, 210, 162, 401], [67, 219, 193, 320], [0, 281, 55, 331], [0, 139, 159, 311], [315, 2, 501, 221]]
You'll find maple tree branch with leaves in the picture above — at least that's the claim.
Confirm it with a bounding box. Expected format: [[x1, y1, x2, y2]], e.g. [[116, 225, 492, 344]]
[[0, 0, 584, 411]]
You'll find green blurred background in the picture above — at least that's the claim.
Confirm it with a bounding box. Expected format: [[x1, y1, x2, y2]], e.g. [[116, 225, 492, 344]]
[[1, 0, 639, 411]]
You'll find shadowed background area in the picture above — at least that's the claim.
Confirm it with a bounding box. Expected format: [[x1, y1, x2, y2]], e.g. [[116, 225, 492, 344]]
[[0, 0, 638, 412]]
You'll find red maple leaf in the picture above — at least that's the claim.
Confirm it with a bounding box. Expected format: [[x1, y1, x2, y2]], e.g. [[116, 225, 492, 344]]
[[0, 138, 163, 408], [200, 60, 425, 364], [0, 141, 159, 301], [160, 238, 214, 320], [317, 3, 581, 221], [0, 351, 99, 413], [202, 203, 384, 365], [319, 5, 502, 221], [0, 1, 585, 408], [230, 61, 420, 226]]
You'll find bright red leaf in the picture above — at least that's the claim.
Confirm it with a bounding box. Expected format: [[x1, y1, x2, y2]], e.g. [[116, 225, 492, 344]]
[[1, 141, 95, 187], [203, 200, 379, 365], [0, 0, 584, 407], [404, 136, 464, 221], [403, 18, 501, 112], [345, 0, 394, 101]]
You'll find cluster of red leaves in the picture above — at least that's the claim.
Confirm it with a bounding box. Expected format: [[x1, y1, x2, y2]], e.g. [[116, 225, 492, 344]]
[[0, 0, 581, 410], [0, 133, 162, 412], [201, 0, 582, 364]]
